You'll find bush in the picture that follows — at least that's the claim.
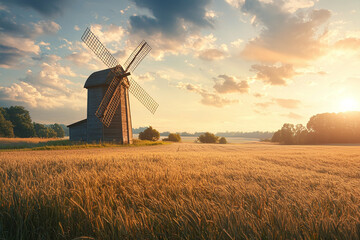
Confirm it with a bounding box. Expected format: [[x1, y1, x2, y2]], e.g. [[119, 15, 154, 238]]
[[163, 133, 181, 142], [198, 132, 219, 143], [139, 126, 160, 141], [219, 137, 227, 144]]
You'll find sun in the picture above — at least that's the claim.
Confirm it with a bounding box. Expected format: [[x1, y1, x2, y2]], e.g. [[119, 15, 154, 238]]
[[339, 98, 359, 112]]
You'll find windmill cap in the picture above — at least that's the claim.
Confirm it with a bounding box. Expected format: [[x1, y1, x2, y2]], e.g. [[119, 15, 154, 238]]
[[84, 68, 116, 88]]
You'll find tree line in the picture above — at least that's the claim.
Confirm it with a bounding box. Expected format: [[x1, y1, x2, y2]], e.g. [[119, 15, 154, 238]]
[[0, 106, 65, 138], [272, 111, 360, 144]]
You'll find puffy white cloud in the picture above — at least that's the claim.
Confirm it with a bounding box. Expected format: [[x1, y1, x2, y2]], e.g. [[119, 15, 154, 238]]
[[213, 75, 249, 94], [0, 14, 61, 68], [0, 54, 86, 110], [177, 82, 238, 107], [251, 64, 297, 85], [240, 0, 331, 65], [198, 48, 225, 61]]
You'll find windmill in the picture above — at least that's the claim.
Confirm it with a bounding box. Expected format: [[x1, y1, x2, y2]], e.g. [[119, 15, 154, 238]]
[[67, 27, 158, 144]]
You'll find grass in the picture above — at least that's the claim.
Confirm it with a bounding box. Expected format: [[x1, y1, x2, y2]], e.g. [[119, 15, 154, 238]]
[[0, 138, 166, 151], [0, 143, 359, 239]]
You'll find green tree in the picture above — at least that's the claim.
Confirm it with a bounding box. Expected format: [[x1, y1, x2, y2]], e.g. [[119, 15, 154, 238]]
[[139, 126, 160, 141], [51, 123, 65, 138], [198, 132, 219, 143], [219, 137, 227, 144], [34, 123, 57, 138], [163, 133, 181, 142], [4, 106, 35, 138], [0, 109, 14, 137]]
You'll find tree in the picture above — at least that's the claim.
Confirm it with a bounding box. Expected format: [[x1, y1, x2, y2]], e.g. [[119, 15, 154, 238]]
[[4, 106, 35, 138], [139, 126, 160, 141], [219, 137, 227, 144], [0, 109, 14, 137], [163, 133, 181, 142], [34, 123, 57, 138], [198, 132, 219, 143], [271, 130, 281, 142], [51, 123, 65, 138]]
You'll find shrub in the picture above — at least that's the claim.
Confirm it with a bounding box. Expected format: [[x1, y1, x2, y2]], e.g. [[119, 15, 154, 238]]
[[219, 137, 227, 144], [198, 132, 219, 143], [163, 133, 181, 142], [139, 126, 160, 141]]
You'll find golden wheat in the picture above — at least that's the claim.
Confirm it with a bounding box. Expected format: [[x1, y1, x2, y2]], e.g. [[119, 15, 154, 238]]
[[0, 143, 359, 239]]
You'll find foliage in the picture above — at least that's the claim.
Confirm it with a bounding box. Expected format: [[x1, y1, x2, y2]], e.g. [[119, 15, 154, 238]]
[[219, 137, 227, 144], [3, 106, 35, 137], [138, 126, 160, 141], [33, 123, 57, 138], [0, 108, 14, 137], [0, 144, 359, 239], [50, 123, 65, 138], [163, 133, 181, 142], [197, 132, 219, 143], [272, 111, 360, 144]]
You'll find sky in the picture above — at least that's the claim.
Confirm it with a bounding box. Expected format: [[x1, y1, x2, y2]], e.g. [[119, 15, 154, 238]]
[[0, 0, 360, 133]]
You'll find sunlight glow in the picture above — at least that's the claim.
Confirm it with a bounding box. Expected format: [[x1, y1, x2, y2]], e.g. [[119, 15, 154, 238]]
[[339, 98, 359, 112]]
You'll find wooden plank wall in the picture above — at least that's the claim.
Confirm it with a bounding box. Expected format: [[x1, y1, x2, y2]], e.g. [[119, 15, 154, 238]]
[[69, 121, 87, 141], [87, 87, 104, 143]]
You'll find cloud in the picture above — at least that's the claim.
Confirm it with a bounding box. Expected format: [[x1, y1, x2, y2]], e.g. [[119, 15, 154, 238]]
[[127, 0, 220, 61], [213, 74, 249, 94], [66, 51, 100, 70], [177, 82, 238, 107], [198, 48, 225, 61], [2, 0, 70, 17], [251, 64, 297, 85], [0, 44, 23, 68], [90, 24, 125, 44], [129, 0, 213, 38], [240, 0, 330, 65], [0, 55, 85, 109], [334, 38, 360, 50], [0, 12, 60, 68], [282, 112, 302, 119], [273, 98, 301, 109], [255, 101, 272, 108], [255, 98, 301, 109]]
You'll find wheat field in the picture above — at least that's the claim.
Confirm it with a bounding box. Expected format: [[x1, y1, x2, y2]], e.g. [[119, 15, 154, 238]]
[[0, 142, 359, 239]]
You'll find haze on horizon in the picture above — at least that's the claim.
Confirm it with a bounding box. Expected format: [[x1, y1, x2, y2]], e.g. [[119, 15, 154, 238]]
[[0, 0, 359, 133]]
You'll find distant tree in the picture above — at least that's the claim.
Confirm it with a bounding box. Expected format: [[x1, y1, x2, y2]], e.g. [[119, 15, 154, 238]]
[[34, 123, 57, 138], [219, 137, 227, 144], [271, 130, 281, 142], [163, 133, 181, 142], [51, 123, 65, 138], [139, 126, 160, 141], [198, 132, 219, 143], [0, 109, 14, 137], [4, 106, 35, 138]]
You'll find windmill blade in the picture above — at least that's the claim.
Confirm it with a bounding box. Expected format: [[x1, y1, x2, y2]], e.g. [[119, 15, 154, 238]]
[[123, 41, 151, 73], [81, 27, 119, 69], [128, 77, 159, 114]]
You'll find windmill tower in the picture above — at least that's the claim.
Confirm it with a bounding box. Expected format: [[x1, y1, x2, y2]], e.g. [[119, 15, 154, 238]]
[[68, 28, 158, 144]]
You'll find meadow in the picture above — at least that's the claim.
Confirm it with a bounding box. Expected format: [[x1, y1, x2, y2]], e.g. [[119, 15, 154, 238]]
[[0, 142, 359, 239]]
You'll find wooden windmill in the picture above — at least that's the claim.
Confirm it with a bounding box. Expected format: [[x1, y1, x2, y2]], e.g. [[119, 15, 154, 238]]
[[68, 28, 158, 144]]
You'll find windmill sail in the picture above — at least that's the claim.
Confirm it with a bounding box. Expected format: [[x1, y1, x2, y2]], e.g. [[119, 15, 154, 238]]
[[123, 41, 151, 73], [128, 77, 159, 114], [81, 27, 119, 68]]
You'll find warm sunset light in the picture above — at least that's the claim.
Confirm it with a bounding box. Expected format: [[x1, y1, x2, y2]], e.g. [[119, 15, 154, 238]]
[[339, 98, 359, 112], [1, 1, 360, 239]]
